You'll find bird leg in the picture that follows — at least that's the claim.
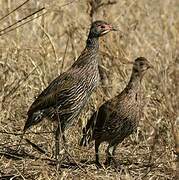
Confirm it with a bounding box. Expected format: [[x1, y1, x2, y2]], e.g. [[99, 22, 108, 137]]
[[55, 122, 61, 170], [55, 123, 71, 170], [104, 144, 119, 169], [95, 141, 102, 168], [55, 108, 71, 166], [61, 133, 71, 163]]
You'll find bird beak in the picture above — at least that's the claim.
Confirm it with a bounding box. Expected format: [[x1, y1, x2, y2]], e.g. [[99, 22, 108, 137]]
[[147, 63, 154, 70], [108, 24, 118, 31], [100, 24, 117, 35]]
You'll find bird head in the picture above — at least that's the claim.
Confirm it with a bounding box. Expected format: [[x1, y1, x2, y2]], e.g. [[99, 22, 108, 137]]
[[89, 20, 117, 37], [133, 57, 152, 74]]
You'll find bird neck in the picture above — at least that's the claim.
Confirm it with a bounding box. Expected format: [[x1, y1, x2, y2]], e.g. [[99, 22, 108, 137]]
[[71, 34, 99, 68], [126, 71, 142, 93], [86, 34, 99, 52]]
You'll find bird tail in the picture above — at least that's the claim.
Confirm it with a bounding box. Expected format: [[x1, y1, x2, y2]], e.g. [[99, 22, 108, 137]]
[[23, 110, 46, 132], [80, 111, 98, 147]]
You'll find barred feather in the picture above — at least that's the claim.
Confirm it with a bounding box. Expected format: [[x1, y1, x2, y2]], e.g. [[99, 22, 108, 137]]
[[24, 21, 115, 134]]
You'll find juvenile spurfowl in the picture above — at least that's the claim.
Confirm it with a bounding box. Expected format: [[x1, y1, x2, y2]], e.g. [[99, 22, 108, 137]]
[[80, 57, 152, 167], [24, 21, 116, 161]]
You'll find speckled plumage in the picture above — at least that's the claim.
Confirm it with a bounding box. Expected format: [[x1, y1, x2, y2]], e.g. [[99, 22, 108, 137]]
[[24, 21, 116, 132], [24, 50, 100, 132], [23, 20, 116, 162], [80, 57, 151, 167]]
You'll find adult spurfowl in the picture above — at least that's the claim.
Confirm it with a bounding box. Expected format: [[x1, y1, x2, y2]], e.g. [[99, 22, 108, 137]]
[[80, 57, 152, 168], [24, 20, 116, 163]]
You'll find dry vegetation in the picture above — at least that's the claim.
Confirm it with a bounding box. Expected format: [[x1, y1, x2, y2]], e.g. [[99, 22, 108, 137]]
[[0, 0, 179, 179]]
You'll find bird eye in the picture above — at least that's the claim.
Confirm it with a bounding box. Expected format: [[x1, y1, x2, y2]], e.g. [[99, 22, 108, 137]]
[[100, 25, 106, 28]]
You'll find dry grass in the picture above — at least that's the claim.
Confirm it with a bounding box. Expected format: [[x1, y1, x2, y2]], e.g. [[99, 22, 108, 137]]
[[0, 0, 178, 179]]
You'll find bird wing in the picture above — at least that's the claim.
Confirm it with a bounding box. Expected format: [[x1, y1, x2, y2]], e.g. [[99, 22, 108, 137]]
[[27, 71, 79, 117], [80, 101, 112, 146], [94, 95, 128, 131], [80, 110, 98, 146], [94, 101, 112, 130], [100, 95, 137, 131]]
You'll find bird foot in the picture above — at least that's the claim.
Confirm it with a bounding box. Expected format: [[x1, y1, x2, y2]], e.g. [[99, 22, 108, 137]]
[[56, 161, 61, 171], [104, 158, 121, 170], [63, 153, 71, 163], [112, 160, 121, 171], [95, 161, 103, 169], [104, 158, 111, 167], [113, 163, 121, 172]]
